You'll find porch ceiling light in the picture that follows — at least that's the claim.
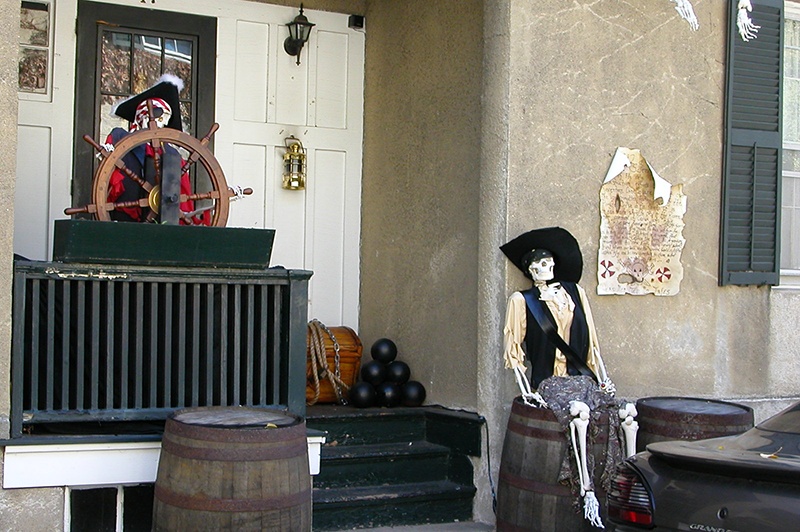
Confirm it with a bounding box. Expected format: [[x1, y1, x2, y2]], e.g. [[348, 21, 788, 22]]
[[284, 4, 315, 65]]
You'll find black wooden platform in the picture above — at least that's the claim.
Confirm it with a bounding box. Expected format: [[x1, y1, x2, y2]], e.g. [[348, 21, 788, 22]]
[[306, 404, 484, 530]]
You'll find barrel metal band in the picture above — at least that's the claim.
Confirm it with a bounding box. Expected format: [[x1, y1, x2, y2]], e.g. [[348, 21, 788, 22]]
[[507, 418, 565, 442], [498, 468, 573, 497], [166, 417, 305, 443], [154, 484, 311, 512], [639, 420, 749, 439], [161, 436, 306, 461]]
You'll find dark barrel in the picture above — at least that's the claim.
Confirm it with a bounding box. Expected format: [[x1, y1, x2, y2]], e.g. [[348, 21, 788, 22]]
[[496, 397, 607, 532], [152, 406, 311, 531], [635, 396, 754, 453]]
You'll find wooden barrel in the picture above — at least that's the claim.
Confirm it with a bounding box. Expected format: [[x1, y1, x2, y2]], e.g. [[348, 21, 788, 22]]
[[306, 325, 363, 404], [496, 397, 608, 532], [636, 396, 754, 453], [152, 406, 311, 531]]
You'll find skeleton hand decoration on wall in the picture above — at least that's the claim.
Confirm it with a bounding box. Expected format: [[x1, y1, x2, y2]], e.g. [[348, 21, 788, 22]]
[[671, 0, 699, 31], [737, 0, 760, 41], [671, 0, 760, 41]]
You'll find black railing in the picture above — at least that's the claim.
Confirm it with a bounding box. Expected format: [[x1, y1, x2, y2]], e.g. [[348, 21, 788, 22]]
[[10, 260, 310, 439]]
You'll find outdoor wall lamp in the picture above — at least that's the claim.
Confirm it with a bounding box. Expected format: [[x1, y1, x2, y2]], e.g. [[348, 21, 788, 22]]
[[283, 136, 307, 190], [284, 4, 315, 66]]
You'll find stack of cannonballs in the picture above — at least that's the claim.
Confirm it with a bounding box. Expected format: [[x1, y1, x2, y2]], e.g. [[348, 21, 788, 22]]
[[349, 338, 426, 408]]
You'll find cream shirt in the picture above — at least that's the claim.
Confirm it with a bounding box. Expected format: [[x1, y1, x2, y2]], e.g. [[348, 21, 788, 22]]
[[502, 283, 601, 380]]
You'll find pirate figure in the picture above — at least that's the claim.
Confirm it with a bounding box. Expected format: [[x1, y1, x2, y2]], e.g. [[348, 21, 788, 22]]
[[500, 227, 638, 528], [103, 74, 207, 224]]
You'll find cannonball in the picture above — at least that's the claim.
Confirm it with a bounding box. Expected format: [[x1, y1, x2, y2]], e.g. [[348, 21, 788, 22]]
[[360, 360, 386, 386], [349, 382, 377, 408], [386, 360, 411, 384], [401, 381, 426, 407], [370, 338, 398, 363], [375, 381, 402, 408]]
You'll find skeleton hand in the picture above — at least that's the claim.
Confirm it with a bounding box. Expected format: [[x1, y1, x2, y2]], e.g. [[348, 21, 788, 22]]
[[737, 0, 760, 42], [598, 378, 616, 396], [522, 391, 548, 408], [671, 0, 699, 31], [95, 143, 115, 159], [584, 491, 604, 528]]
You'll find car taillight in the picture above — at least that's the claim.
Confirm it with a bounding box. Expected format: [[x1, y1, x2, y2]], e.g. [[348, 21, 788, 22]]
[[607, 463, 654, 528]]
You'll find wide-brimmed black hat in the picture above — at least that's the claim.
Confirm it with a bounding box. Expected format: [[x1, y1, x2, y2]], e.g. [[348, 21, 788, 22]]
[[112, 73, 184, 131], [500, 226, 583, 282]]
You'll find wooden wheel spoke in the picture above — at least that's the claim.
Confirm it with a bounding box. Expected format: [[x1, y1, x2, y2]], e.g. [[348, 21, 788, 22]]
[[151, 139, 162, 185], [184, 190, 222, 202], [102, 198, 150, 212], [64, 204, 98, 215], [115, 160, 152, 192], [181, 124, 219, 172], [181, 149, 200, 172]]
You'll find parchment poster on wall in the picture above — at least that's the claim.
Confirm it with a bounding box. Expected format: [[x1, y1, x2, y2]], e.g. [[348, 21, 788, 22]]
[[597, 147, 687, 296]]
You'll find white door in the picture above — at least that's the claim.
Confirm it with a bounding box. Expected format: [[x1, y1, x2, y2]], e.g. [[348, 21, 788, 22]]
[[214, 4, 364, 329], [15, 0, 364, 329], [15, 0, 75, 261]]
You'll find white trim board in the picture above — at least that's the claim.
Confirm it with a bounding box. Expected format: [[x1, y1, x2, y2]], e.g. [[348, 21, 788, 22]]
[[3, 435, 325, 489]]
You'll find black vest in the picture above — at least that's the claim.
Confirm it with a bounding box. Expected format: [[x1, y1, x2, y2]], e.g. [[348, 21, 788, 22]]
[[522, 282, 591, 388]]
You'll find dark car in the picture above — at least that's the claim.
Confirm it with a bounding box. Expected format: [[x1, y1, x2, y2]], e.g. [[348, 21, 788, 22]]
[[607, 401, 800, 532]]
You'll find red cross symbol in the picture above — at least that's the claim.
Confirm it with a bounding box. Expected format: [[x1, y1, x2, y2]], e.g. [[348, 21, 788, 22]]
[[656, 267, 671, 282], [600, 260, 615, 278]]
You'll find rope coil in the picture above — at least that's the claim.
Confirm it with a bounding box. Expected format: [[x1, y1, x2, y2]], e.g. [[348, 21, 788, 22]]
[[307, 319, 350, 406]]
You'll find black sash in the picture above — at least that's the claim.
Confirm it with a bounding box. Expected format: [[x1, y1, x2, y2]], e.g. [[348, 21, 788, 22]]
[[522, 289, 598, 383]]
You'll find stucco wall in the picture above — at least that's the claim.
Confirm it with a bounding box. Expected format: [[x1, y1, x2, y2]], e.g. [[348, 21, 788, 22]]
[[0, 0, 17, 443], [473, 0, 800, 523], [494, 0, 794, 407], [0, 3, 64, 531], [359, 0, 483, 408]]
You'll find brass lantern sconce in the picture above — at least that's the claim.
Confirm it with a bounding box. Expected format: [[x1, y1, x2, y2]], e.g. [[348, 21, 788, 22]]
[[284, 4, 315, 65], [283, 136, 307, 190]]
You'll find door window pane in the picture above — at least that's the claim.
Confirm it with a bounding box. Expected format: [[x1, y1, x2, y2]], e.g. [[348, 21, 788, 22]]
[[133, 35, 163, 93], [164, 38, 193, 98], [101, 32, 131, 95], [18, 48, 47, 93], [18, 1, 50, 94], [97, 29, 198, 136]]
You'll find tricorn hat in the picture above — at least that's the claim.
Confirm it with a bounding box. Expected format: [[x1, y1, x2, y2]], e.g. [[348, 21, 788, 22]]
[[500, 226, 583, 282], [112, 73, 184, 131]]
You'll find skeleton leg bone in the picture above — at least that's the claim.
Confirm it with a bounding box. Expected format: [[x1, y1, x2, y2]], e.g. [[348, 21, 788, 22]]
[[619, 402, 639, 458], [569, 400, 604, 528]]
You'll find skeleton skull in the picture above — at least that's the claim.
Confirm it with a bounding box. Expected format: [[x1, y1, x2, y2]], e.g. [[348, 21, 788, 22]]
[[134, 98, 173, 130], [527, 253, 555, 282]]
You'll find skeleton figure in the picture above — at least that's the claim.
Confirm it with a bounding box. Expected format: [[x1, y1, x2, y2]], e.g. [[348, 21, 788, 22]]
[[672, 0, 760, 42], [501, 227, 638, 528]]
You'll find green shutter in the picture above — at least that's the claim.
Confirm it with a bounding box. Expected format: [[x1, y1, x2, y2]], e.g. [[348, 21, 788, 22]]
[[720, 0, 783, 285]]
